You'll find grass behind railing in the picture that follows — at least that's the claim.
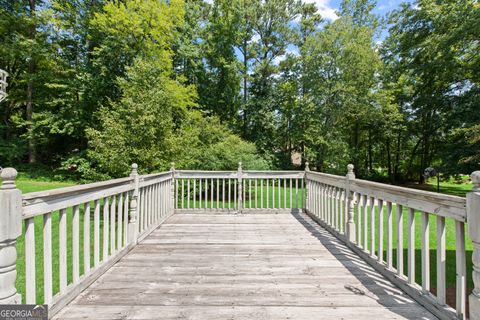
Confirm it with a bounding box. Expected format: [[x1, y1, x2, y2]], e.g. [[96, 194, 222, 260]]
[[322, 199, 473, 310], [16, 202, 117, 304], [176, 185, 305, 210]]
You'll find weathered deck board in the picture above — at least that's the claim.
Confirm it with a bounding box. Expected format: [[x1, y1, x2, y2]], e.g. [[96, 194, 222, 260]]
[[54, 212, 437, 320]]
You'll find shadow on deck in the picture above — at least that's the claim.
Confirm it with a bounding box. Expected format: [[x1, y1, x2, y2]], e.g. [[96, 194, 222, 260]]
[[53, 211, 437, 320]]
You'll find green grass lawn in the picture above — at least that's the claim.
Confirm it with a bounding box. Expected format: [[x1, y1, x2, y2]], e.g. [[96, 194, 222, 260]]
[[408, 175, 473, 197], [176, 183, 305, 210], [15, 178, 124, 304]]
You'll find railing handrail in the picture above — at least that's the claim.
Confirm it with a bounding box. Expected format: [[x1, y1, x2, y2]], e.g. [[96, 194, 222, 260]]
[[139, 171, 171, 181], [176, 169, 304, 179], [351, 178, 466, 222], [306, 170, 467, 222], [22, 176, 134, 201]]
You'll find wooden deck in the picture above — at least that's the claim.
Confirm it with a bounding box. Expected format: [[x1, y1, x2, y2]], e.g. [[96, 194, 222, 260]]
[[54, 212, 437, 320]]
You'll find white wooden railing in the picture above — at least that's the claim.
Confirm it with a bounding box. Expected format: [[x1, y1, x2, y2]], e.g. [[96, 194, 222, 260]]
[[174, 163, 305, 212], [0, 164, 173, 316], [305, 163, 480, 320], [0, 162, 479, 320]]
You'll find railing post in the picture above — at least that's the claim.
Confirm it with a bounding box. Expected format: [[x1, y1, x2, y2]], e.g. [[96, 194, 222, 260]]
[[346, 164, 356, 243], [237, 162, 243, 213], [468, 171, 480, 320], [170, 162, 175, 213], [128, 163, 139, 245], [304, 162, 310, 212], [0, 168, 22, 304]]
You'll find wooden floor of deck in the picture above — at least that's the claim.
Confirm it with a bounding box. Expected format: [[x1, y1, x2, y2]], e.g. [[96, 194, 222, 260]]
[[54, 212, 437, 320]]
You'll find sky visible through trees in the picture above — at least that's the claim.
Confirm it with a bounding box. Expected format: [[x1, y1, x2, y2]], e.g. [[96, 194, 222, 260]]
[[0, 0, 478, 183]]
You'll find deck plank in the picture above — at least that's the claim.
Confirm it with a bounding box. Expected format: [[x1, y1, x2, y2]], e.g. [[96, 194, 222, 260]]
[[54, 212, 437, 320]]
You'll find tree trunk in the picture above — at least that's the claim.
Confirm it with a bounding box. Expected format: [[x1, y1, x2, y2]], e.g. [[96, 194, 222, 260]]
[[393, 131, 401, 182], [368, 128, 373, 173], [242, 27, 248, 139], [386, 139, 392, 183], [27, 0, 36, 164]]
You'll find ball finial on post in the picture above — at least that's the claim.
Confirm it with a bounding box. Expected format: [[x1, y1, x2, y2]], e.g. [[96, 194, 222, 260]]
[[305, 162, 310, 171], [130, 163, 138, 176], [472, 171, 480, 192], [238, 162, 242, 171], [170, 162, 175, 171], [1, 168, 18, 190], [347, 164, 355, 179]]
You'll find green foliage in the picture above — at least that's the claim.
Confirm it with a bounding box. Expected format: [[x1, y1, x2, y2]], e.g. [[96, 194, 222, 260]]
[[0, 0, 478, 183], [87, 56, 197, 177]]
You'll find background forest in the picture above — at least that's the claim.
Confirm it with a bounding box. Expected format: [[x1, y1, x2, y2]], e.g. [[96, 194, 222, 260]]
[[0, 0, 478, 182]]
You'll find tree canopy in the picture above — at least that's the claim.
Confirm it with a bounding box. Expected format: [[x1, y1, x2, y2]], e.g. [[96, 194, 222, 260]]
[[0, 0, 478, 181]]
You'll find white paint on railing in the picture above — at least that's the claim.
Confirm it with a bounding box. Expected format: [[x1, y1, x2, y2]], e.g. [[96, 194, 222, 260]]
[[303, 163, 473, 320], [0, 163, 477, 320]]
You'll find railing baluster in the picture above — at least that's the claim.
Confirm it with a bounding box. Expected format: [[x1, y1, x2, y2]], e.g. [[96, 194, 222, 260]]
[[175, 179, 178, 209], [84, 202, 91, 273], [289, 178, 292, 209], [408, 208, 415, 285], [328, 186, 332, 225], [362, 195, 367, 249], [455, 221, 466, 319], [249, 179, 252, 209], [193, 179, 196, 209], [278, 178, 281, 209], [272, 179, 275, 209], [217, 179, 220, 209], [378, 199, 384, 263], [222, 179, 225, 209], [199, 179, 202, 209], [339, 188, 343, 232], [103, 197, 109, 260], [110, 196, 116, 254], [211, 178, 214, 209], [228, 178, 231, 209], [73, 204, 80, 283], [124, 193, 129, 246], [318, 182, 322, 218], [59, 208, 67, 293], [261, 179, 264, 208], [386, 201, 393, 269], [266, 179, 269, 209], [255, 179, 258, 209], [94, 200, 100, 267], [370, 196, 375, 256], [117, 194, 123, 249], [421, 211, 430, 292], [436, 215, 446, 304], [187, 179, 190, 209], [25, 217, 36, 303], [181, 179, 184, 209], [295, 178, 298, 209], [43, 212, 53, 304], [356, 192, 361, 244], [336, 188, 341, 231], [396, 204, 403, 276], [205, 179, 209, 209]]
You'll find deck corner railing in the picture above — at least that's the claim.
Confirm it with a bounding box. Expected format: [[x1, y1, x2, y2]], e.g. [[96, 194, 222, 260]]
[[0, 163, 174, 316], [304, 163, 480, 320], [468, 171, 480, 320]]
